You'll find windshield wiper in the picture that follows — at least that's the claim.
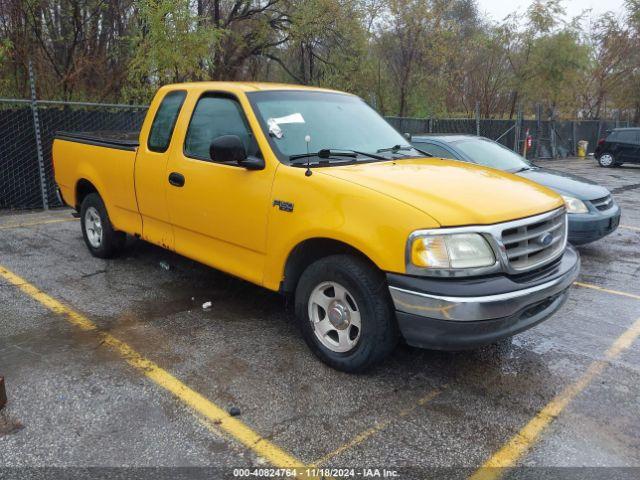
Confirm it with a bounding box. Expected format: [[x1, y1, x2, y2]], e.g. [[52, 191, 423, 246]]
[[412, 147, 433, 157], [376, 145, 413, 153], [289, 148, 386, 163], [376, 144, 432, 157]]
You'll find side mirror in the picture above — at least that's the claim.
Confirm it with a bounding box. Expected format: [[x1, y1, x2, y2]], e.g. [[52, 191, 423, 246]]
[[209, 135, 264, 170], [237, 156, 265, 170]]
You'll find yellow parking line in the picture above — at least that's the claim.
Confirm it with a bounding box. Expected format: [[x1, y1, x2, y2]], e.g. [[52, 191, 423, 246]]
[[575, 282, 640, 301], [620, 225, 640, 232], [469, 316, 640, 480], [312, 388, 442, 466], [0, 217, 77, 230], [0, 264, 306, 471]]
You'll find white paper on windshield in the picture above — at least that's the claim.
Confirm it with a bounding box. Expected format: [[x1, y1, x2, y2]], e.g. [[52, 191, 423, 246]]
[[267, 113, 305, 138]]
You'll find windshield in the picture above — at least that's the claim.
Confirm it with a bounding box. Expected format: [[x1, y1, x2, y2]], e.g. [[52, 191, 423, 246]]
[[247, 90, 422, 164], [454, 138, 531, 172]]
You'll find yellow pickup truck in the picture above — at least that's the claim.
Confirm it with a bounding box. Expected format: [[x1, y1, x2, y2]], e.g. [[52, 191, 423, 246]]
[[53, 82, 580, 372]]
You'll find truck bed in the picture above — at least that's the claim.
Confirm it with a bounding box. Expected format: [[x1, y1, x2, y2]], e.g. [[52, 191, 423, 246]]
[[55, 131, 140, 151], [53, 129, 142, 235]]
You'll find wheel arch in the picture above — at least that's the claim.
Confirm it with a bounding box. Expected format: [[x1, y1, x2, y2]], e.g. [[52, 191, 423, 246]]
[[75, 178, 100, 211], [280, 237, 380, 294]]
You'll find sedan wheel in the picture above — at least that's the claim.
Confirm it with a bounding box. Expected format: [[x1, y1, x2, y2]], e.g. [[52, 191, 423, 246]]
[[598, 153, 615, 167]]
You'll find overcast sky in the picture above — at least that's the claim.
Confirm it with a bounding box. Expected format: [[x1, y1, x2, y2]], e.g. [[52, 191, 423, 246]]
[[477, 0, 628, 22]]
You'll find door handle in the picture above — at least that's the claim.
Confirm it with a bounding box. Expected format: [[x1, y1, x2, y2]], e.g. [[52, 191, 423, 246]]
[[168, 172, 185, 187]]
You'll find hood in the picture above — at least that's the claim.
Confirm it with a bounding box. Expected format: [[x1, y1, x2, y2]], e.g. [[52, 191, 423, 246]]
[[319, 158, 563, 227], [517, 167, 610, 200]]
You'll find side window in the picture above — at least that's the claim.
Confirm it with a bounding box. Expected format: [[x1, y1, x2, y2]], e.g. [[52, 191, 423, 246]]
[[616, 131, 636, 144], [148, 90, 187, 152], [413, 142, 457, 160], [184, 95, 259, 162]]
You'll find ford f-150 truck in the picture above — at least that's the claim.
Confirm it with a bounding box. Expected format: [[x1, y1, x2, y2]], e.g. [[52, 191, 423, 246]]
[[53, 82, 580, 372]]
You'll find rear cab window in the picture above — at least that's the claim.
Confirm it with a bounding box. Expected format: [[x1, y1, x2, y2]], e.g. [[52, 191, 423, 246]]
[[184, 94, 260, 163], [148, 90, 187, 152]]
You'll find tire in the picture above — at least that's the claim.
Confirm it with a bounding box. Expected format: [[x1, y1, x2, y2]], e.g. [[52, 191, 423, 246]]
[[294, 254, 398, 372], [80, 193, 125, 258], [597, 152, 617, 168]]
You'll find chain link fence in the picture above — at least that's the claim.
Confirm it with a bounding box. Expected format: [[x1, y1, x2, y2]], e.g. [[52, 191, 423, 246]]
[[0, 100, 42, 210], [386, 115, 637, 160], [1, 97, 638, 211], [385, 117, 521, 150]]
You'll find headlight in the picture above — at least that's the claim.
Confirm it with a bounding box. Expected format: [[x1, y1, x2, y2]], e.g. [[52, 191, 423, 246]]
[[561, 195, 588, 214], [410, 233, 495, 270]]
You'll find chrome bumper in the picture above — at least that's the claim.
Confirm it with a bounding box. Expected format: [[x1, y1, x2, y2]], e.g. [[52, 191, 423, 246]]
[[389, 255, 580, 322]]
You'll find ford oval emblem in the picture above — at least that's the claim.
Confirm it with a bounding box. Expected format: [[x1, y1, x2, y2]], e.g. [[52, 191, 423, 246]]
[[537, 232, 553, 246]]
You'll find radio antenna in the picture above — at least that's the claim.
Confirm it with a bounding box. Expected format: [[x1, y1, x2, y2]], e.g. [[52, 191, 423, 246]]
[[304, 134, 312, 177]]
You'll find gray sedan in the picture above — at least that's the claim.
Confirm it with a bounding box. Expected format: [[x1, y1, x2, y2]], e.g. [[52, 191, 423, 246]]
[[411, 135, 621, 245]]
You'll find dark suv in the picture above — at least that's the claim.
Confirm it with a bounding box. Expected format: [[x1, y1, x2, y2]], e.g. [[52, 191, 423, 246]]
[[594, 128, 640, 167]]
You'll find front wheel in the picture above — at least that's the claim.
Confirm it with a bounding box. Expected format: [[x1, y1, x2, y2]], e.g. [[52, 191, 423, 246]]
[[598, 153, 617, 167], [295, 255, 398, 373]]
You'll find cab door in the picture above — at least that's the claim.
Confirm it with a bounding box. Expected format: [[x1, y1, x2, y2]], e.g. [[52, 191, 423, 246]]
[[166, 92, 276, 285], [134, 89, 187, 250]]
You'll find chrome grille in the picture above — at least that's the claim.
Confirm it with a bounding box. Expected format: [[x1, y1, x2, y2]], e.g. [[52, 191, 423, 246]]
[[590, 195, 613, 211], [500, 209, 567, 271]]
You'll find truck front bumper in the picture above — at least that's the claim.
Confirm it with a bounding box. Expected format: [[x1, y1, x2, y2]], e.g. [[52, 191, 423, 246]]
[[387, 246, 580, 350]]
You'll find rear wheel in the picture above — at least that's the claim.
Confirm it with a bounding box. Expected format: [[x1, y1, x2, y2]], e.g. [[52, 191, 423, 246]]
[[80, 193, 125, 258], [295, 255, 398, 372], [598, 153, 616, 167]]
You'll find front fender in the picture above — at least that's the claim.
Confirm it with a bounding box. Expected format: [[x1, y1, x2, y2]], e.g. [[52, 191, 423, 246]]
[[262, 165, 439, 291]]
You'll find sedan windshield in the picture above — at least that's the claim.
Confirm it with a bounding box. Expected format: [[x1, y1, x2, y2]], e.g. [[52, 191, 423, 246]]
[[454, 138, 532, 172], [247, 90, 423, 164]]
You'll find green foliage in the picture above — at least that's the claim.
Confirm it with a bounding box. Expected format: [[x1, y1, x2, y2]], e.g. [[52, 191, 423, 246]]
[[523, 30, 589, 111], [0, 0, 638, 120], [125, 0, 221, 102], [280, 0, 371, 96], [0, 38, 12, 96], [627, 0, 640, 29], [526, 0, 565, 34]]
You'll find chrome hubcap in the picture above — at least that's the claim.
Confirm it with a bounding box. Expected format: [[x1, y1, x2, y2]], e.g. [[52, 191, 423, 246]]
[[328, 301, 350, 329], [308, 281, 361, 353], [85, 206, 103, 248], [600, 154, 613, 166]]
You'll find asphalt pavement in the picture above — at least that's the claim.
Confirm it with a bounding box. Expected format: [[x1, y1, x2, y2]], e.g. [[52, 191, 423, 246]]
[[0, 157, 638, 479]]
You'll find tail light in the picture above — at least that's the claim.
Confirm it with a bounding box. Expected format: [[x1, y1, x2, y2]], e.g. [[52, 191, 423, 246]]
[[597, 138, 605, 145]]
